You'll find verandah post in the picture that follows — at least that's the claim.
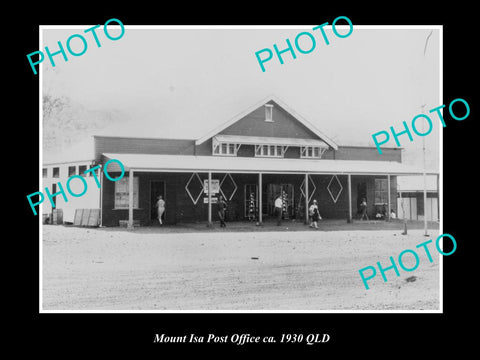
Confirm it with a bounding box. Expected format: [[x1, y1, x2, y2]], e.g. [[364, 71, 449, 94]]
[[258, 173, 262, 225], [304, 173, 309, 225], [387, 174, 391, 222], [437, 173, 440, 223], [128, 169, 134, 230], [347, 174, 352, 223], [207, 171, 212, 226]]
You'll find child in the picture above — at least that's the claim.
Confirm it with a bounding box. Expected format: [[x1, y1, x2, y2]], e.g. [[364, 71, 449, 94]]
[[390, 209, 396, 219]]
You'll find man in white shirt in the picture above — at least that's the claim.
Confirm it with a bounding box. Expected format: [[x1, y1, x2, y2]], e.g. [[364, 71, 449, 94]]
[[274, 195, 283, 226]]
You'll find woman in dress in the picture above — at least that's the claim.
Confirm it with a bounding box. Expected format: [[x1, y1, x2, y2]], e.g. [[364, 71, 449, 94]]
[[309, 199, 320, 229], [156, 195, 166, 225]]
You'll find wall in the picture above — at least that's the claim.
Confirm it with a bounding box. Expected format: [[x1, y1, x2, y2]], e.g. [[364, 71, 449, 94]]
[[333, 146, 402, 162], [100, 171, 398, 226], [219, 101, 320, 140]]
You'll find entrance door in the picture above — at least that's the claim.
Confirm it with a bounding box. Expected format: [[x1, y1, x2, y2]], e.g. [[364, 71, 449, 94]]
[[357, 182, 367, 215], [410, 197, 417, 220], [267, 183, 294, 219], [426, 197, 438, 222], [150, 181, 166, 222]]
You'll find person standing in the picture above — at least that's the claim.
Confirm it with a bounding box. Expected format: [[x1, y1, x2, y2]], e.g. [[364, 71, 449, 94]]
[[360, 197, 369, 220], [218, 195, 227, 228], [274, 194, 283, 226], [156, 195, 166, 225], [309, 199, 320, 229]]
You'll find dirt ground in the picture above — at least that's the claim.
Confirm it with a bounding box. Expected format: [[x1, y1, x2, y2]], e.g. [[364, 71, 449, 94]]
[[41, 221, 441, 311]]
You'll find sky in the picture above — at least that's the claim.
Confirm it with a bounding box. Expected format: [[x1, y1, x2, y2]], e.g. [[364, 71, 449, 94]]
[[41, 25, 441, 170]]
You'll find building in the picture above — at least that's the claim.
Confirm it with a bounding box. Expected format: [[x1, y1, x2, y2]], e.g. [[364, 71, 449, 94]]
[[42, 159, 101, 224], [397, 175, 439, 222], [42, 95, 438, 227]]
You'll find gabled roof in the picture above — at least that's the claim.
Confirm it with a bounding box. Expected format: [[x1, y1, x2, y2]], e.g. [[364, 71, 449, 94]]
[[195, 95, 339, 150]]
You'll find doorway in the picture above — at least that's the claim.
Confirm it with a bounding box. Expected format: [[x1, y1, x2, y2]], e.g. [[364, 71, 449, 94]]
[[267, 183, 294, 219], [357, 182, 367, 215], [150, 181, 166, 223]]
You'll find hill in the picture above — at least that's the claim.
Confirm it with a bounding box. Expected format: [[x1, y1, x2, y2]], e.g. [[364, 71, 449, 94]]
[[42, 93, 130, 158]]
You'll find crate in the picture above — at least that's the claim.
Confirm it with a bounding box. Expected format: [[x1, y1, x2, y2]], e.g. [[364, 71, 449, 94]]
[[73, 209, 100, 227], [52, 209, 63, 225]]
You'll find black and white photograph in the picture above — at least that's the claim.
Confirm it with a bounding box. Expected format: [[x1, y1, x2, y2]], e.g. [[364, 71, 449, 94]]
[[39, 24, 442, 312], [16, 5, 476, 354]]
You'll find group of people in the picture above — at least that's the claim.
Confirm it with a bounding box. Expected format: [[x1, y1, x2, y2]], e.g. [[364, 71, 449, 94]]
[[155, 193, 325, 228], [359, 198, 396, 220], [152, 194, 401, 227]]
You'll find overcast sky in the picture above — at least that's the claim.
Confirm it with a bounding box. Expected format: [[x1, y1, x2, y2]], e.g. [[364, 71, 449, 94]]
[[42, 25, 441, 170]]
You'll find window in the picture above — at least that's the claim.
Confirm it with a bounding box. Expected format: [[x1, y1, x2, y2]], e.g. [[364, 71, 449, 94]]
[[265, 104, 273, 122], [114, 177, 139, 209], [79, 165, 87, 177], [68, 166, 76, 177], [255, 144, 284, 157], [374, 178, 388, 205], [52, 167, 60, 178], [213, 141, 238, 156], [42, 168, 47, 178], [301, 146, 326, 159], [87, 164, 97, 177]]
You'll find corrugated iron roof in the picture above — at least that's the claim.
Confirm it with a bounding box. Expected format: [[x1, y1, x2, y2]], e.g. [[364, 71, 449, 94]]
[[103, 153, 438, 176]]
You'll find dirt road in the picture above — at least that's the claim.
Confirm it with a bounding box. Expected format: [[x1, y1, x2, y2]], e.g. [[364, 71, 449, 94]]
[[42, 225, 440, 311]]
